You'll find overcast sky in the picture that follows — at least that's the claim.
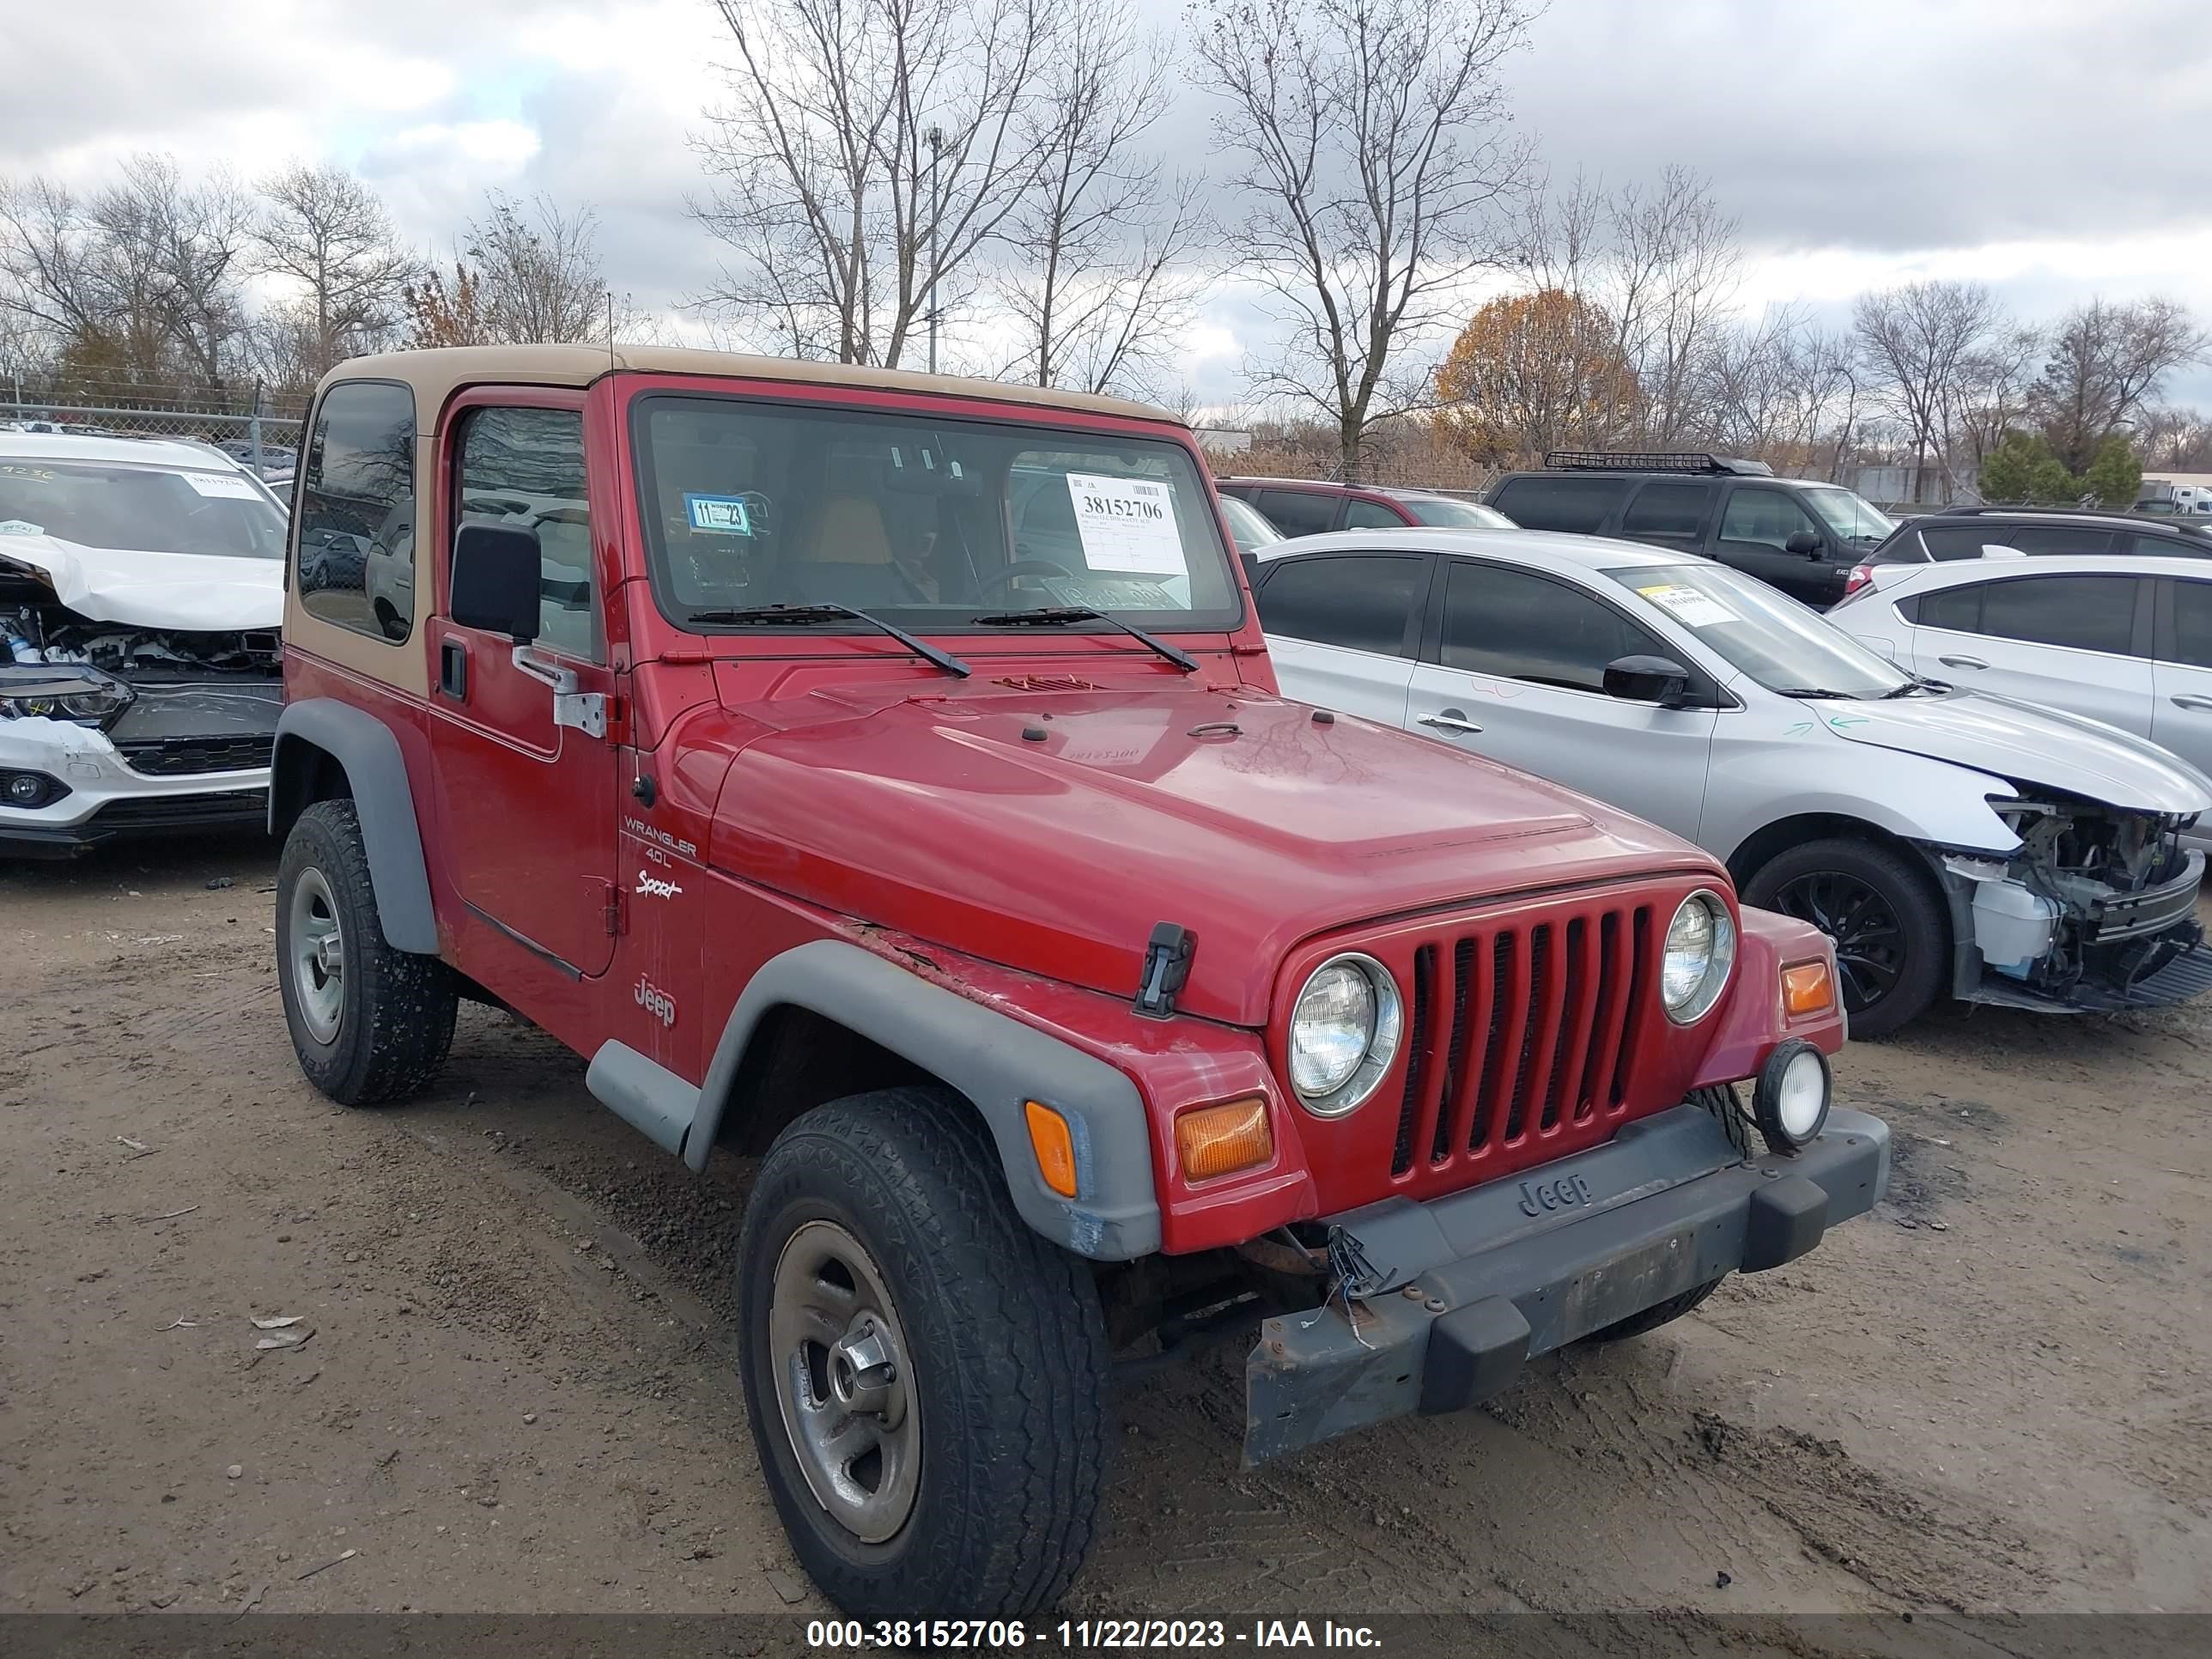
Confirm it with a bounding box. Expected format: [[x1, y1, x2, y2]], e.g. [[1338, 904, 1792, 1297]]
[[4, 0, 2210, 407]]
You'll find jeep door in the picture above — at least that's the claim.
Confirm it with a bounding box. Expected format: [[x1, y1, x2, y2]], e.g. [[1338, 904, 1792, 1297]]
[[426, 392, 622, 981], [1252, 550, 1433, 726], [1403, 558, 1718, 838]]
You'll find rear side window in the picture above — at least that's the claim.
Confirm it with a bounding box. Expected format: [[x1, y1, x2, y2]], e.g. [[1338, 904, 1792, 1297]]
[[2124, 532, 2212, 560], [2170, 579, 2212, 668], [2008, 525, 2117, 556], [455, 407, 594, 659], [1914, 575, 2139, 655], [1255, 489, 1339, 538], [1490, 476, 1629, 533], [1342, 497, 1406, 530], [296, 380, 416, 642], [1620, 481, 1715, 541], [1257, 554, 1425, 657], [1917, 525, 1994, 562]]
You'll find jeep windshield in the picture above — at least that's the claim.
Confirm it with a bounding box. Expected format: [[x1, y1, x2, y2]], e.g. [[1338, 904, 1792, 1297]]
[[0, 459, 286, 559], [630, 395, 1243, 633], [1605, 561, 1914, 702]]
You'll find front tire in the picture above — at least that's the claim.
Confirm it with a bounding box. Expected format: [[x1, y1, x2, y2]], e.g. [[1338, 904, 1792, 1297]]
[[738, 1087, 1110, 1618], [1744, 836, 1947, 1038], [276, 799, 457, 1104]]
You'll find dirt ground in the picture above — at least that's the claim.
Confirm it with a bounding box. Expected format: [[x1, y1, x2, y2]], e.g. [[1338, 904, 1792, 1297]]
[[3, 835, 2209, 1620]]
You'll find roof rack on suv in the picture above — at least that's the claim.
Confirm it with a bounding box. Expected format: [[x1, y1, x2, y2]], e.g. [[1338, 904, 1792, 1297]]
[[1542, 450, 1773, 477]]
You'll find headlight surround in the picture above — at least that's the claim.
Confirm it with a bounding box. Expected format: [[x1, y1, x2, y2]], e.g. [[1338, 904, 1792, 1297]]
[[1662, 890, 1736, 1024], [0, 667, 133, 727], [1286, 953, 1402, 1117]]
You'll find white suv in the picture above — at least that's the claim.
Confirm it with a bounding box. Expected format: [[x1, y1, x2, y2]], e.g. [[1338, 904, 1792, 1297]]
[[1, 433, 286, 857]]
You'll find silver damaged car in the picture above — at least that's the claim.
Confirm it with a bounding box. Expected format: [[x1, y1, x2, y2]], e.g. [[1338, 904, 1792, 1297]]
[[1254, 528, 2212, 1035]]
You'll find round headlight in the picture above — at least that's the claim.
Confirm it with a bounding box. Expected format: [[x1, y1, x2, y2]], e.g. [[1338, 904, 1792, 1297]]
[[1287, 953, 1402, 1116], [1662, 890, 1735, 1024]]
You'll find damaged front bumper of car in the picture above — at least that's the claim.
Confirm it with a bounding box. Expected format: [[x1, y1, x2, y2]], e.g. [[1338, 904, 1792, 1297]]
[[1936, 798, 2209, 1013], [1243, 1100, 1890, 1466], [0, 664, 280, 857]]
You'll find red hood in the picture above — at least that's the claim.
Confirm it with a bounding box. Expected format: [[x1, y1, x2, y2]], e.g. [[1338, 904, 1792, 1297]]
[[702, 675, 1723, 1026]]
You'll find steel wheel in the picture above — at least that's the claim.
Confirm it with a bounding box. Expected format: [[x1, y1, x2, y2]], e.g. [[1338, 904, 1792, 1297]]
[[768, 1218, 921, 1546], [288, 865, 345, 1043], [1771, 868, 1904, 1014]]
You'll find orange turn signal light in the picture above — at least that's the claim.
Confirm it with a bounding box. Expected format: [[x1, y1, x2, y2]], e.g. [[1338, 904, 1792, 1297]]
[[1175, 1096, 1275, 1183], [1782, 959, 1834, 1017], [1024, 1101, 1079, 1198]]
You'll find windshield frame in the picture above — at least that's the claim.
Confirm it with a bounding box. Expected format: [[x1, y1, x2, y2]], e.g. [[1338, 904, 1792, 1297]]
[[0, 454, 289, 561], [626, 389, 1247, 639], [1601, 559, 1915, 701], [1799, 483, 1898, 549]]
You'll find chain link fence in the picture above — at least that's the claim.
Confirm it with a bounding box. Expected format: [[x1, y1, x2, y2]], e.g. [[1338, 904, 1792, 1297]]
[[2, 399, 305, 476]]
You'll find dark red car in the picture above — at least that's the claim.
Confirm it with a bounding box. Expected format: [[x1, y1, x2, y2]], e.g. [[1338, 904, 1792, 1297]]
[[1216, 475, 1514, 536], [266, 346, 1877, 1619]]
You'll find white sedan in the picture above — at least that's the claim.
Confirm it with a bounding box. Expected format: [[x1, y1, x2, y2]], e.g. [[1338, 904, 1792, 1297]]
[[1252, 527, 2211, 1035]]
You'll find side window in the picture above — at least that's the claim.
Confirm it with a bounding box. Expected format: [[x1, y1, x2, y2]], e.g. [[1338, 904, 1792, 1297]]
[[1977, 575, 2139, 654], [1911, 582, 1985, 633], [1255, 554, 1425, 658], [1489, 476, 1629, 533], [1917, 525, 1995, 562], [1718, 486, 1821, 550], [1255, 489, 1339, 538], [2170, 580, 2212, 669], [1619, 481, 1715, 541], [455, 407, 594, 659], [1342, 497, 1406, 531], [1440, 562, 1662, 693], [2124, 532, 2212, 560], [297, 380, 415, 641], [2008, 525, 2116, 556]]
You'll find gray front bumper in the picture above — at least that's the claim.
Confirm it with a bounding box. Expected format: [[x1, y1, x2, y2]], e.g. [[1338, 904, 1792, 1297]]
[[1244, 1102, 1889, 1466]]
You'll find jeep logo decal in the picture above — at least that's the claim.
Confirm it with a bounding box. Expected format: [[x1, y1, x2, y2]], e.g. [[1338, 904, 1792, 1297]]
[[634, 975, 677, 1028], [1518, 1173, 1595, 1218]]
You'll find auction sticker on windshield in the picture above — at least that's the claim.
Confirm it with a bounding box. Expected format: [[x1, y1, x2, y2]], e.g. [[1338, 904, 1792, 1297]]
[[684, 493, 754, 536], [182, 472, 264, 501], [1066, 472, 1186, 577], [1637, 582, 1738, 628]]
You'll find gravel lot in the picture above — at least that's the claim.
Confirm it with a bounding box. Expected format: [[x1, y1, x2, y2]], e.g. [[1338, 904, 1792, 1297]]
[[3, 835, 2209, 1621]]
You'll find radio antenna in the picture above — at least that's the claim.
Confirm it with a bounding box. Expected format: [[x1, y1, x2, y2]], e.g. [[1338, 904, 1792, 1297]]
[[606, 289, 617, 370]]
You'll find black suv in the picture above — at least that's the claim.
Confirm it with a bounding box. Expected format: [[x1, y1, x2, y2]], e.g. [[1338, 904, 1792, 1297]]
[[1485, 453, 1898, 606], [1861, 507, 2212, 574]]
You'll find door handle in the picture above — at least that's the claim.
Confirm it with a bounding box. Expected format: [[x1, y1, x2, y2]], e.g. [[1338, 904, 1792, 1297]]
[[439, 637, 468, 700], [2172, 694, 2212, 713], [1419, 709, 1483, 735], [1937, 654, 1988, 670]]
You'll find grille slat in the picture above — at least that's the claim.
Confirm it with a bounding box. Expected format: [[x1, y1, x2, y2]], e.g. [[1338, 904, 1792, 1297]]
[[118, 735, 274, 776], [1377, 900, 1655, 1188]]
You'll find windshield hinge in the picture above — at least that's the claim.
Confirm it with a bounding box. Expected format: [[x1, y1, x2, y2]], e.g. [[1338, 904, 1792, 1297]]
[[1133, 921, 1196, 1020]]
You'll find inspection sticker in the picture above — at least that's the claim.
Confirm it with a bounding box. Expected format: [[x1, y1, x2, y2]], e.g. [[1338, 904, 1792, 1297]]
[[182, 471, 262, 500], [1636, 583, 1738, 628], [684, 493, 754, 536], [1065, 472, 1186, 577]]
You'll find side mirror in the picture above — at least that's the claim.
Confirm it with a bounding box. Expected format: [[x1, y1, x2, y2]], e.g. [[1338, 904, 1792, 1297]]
[[1784, 530, 1823, 558], [1603, 653, 1693, 708], [450, 523, 543, 642]]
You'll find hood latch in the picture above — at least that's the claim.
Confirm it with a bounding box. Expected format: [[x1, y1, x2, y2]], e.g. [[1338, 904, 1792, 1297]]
[[1133, 921, 1196, 1020]]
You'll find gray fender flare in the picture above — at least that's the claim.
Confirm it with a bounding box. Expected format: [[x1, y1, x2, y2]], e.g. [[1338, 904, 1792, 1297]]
[[689, 939, 1163, 1260], [269, 699, 439, 955]]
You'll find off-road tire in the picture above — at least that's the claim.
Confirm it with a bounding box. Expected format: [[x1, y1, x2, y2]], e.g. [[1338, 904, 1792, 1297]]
[[1744, 836, 1947, 1039], [1690, 1083, 1754, 1161], [276, 799, 457, 1105], [1580, 1276, 1727, 1343], [738, 1086, 1110, 1618]]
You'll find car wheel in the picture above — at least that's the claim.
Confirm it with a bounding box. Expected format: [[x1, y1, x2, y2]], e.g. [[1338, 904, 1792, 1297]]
[[1745, 836, 1946, 1039], [1580, 1276, 1725, 1343], [738, 1086, 1110, 1618], [276, 799, 457, 1104]]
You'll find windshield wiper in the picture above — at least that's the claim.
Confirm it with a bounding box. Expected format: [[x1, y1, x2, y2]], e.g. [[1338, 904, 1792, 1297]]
[[683, 602, 971, 678], [1881, 675, 1948, 699], [1771, 686, 1857, 700], [968, 607, 1199, 672]]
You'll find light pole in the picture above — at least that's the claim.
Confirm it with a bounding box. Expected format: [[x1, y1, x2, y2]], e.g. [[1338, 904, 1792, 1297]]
[[925, 126, 944, 375]]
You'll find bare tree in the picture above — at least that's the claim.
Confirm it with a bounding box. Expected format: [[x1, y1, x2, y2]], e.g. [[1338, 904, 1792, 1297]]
[[692, 0, 1054, 368], [1853, 280, 2002, 500], [994, 3, 1212, 397], [466, 192, 619, 345], [1191, 0, 1534, 481], [2136, 404, 2212, 472], [2033, 297, 2211, 471], [256, 163, 420, 379], [1954, 321, 2044, 470], [1698, 306, 1863, 477]]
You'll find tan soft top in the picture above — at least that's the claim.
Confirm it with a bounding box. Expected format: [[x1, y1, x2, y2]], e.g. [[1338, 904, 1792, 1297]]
[[324, 344, 1182, 427]]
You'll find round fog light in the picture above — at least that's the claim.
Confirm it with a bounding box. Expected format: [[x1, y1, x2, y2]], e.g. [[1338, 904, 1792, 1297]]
[[1753, 1040, 1831, 1154], [6, 773, 46, 804]]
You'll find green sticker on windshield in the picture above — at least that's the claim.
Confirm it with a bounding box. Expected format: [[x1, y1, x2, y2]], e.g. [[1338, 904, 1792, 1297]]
[[0, 519, 41, 536]]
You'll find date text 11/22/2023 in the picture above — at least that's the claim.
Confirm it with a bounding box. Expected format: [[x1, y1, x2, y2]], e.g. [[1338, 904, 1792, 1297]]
[[805, 1620, 1383, 1649]]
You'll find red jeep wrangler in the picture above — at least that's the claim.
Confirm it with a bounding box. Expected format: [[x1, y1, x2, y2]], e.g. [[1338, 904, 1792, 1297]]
[[270, 345, 1884, 1616]]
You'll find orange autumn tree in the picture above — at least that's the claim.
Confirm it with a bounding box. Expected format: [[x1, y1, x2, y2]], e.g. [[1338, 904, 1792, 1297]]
[[1434, 288, 1639, 465]]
